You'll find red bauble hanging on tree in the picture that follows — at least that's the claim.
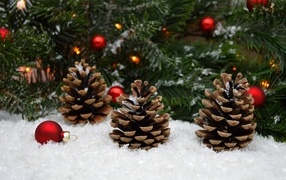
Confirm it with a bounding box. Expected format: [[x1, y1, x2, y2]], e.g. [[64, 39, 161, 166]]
[[35, 120, 70, 144], [247, 86, 266, 107], [200, 16, 216, 33], [0, 27, 10, 40], [246, 0, 269, 11], [90, 35, 106, 50], [108, 85, 124, 102]]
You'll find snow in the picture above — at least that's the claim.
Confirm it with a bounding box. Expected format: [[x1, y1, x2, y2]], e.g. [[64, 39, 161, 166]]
[[0, 110, 286, 180]]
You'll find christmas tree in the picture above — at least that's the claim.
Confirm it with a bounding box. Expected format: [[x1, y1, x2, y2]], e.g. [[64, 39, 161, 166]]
[[0, 0, 285, 142]]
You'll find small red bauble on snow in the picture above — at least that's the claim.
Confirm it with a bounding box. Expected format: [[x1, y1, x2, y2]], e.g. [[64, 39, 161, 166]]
[[247, 86, 266, 107], [0, 27, 10, 40], [108, 85, 124, 102], [90, 35, 106, 50], [246, 0, 269, 11], [35, 120, 70, 144], [200, 16, 216, 33]]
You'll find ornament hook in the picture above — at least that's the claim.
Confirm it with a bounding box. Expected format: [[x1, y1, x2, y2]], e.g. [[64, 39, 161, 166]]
[[62, 131, 78, 142]]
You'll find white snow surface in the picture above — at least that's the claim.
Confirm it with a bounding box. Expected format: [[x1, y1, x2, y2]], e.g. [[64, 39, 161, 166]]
[[0, 110, 286, 180]]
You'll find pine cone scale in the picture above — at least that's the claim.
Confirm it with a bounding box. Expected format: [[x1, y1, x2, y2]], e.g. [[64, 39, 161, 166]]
[[120, 137, 132, 143], [133, 115, 145, 121], [140, 126, 153, 132], [226, 120, 240, 126], [143, 139, 154, 145], [150, 130, 161, 136], [209, 139, 222, 145], [130, 143, 141, 148], [134, 135, 148, 141], [84, 99, 95, 104], [123, 131, 136, 136]]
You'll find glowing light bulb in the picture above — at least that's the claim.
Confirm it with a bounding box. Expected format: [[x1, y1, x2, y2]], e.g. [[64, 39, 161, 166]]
[[16, 0, 26, 10], [115, 23, 122, 30], [232, 66, 237, 71], [25, 67, 31, 72], [260, 80, 270, 89], [130, 55, 140, 64], [162, 27, 170, 36], [73, 47, 80, 54]]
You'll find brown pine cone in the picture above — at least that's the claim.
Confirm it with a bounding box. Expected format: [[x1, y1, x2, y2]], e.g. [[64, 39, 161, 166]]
[[59, 59, 113, 124], [109, 80, 171, 150], [194, 73, 256, 152]]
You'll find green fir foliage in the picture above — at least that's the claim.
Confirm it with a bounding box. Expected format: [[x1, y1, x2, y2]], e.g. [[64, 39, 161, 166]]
[[0, 0, 286, 142]]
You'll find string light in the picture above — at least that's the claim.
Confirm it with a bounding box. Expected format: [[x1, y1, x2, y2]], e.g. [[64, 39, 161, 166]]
[[115, 23, 122, 30], [130, 55, 140, 64], [269, 59, 275, 67], [16, 0, 26, 10], [231, 65, 237, 72], [161, 27, 170, 36], [260, 80, 270, 89], [25, 67, 31, 72], [73, 47, 80, 54], [46, 66, 50, 74], [269, 59, 279, 71]]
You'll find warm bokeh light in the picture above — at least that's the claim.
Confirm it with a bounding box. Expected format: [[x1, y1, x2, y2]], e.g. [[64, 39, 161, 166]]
[[115, 23, 122, 30], [25, 67, 31, 72], [162, 27, 170, 36], [73, 47, 80, 54], [269, 59, 279, 71], [16, 0, 26, 10], [260, 80, 270, 89], [232, 66, 237, 72], [130, 55, 140, 64]]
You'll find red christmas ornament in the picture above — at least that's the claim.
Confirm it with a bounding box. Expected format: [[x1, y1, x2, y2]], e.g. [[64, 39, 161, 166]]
[[246, 0, 269, 11], [90, 35, 106, 50], [200, 16, 216, 33], [35, 120, 70, 144], [108, 86, 124, 102], [247, 86, 266, 107], [0, 27, 10, 40]]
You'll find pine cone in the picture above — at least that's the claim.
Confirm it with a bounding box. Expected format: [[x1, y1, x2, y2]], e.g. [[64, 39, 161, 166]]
[[109, 80, 171, 150], [59, 59, 113, 124], [194, 73, 256, 152]]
